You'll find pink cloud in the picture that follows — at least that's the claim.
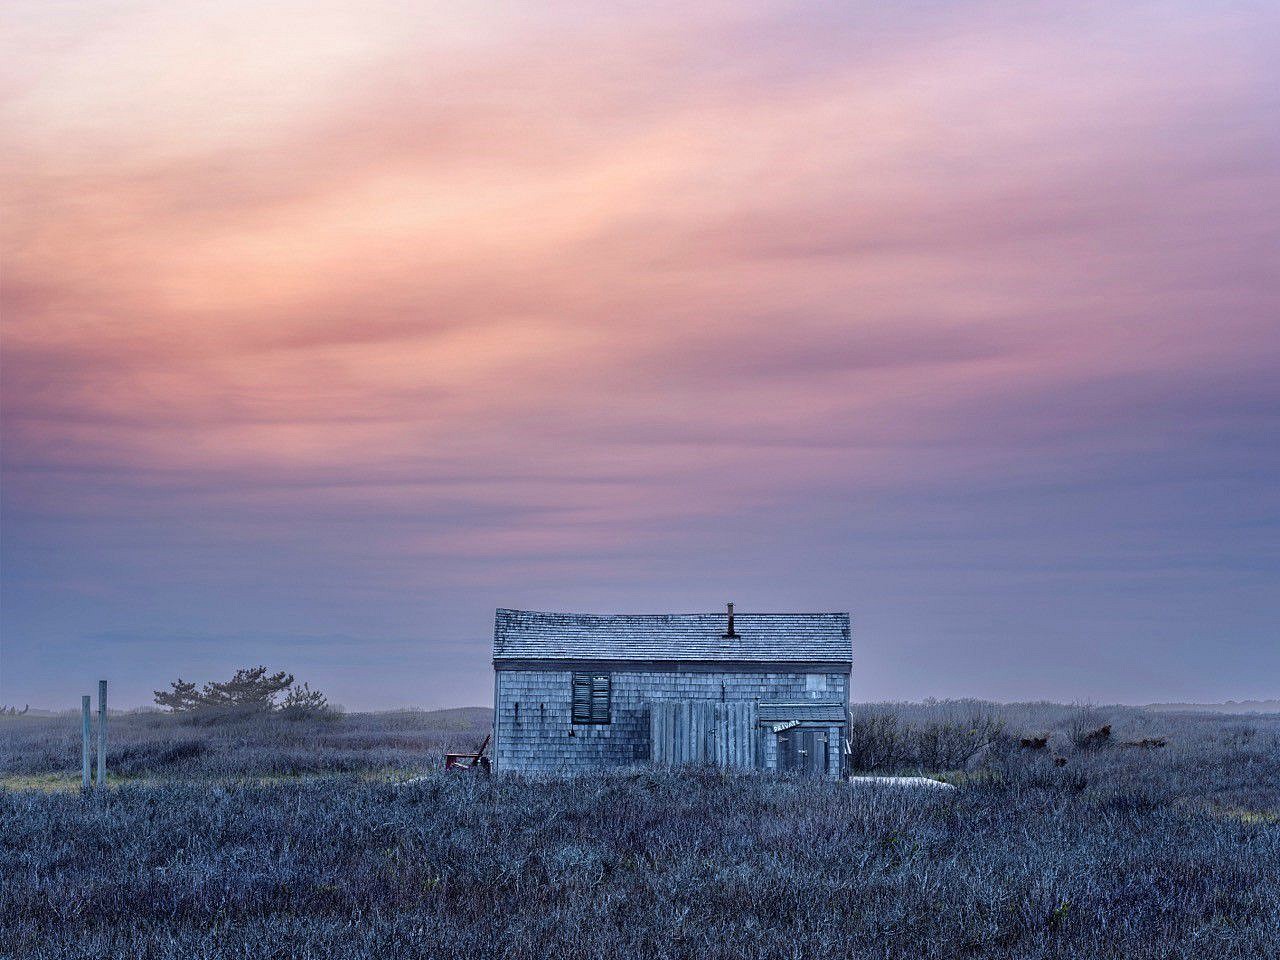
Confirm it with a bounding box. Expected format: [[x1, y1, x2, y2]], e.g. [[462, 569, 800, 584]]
[[2, 1, 1277, 706]]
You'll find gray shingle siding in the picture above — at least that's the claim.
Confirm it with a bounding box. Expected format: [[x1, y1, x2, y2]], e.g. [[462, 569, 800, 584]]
[[495, 667, 849, 774]]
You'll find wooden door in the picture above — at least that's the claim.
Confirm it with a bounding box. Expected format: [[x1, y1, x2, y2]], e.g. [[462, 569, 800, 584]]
[[650, 700, 758, 768], [778, 728, 827, 776]]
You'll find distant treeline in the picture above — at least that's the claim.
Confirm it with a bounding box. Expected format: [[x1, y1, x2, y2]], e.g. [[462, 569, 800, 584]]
[[1146, 700, 1280, 714]]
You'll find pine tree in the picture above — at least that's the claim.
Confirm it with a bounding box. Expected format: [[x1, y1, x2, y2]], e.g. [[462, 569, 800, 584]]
[[153, 667, 322, 714], [200, 666, 294, 711], [153, 678, 202, 712], [280, 682, 330, 718]]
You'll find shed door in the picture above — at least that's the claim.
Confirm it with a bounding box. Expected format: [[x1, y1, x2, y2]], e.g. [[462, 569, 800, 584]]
[[651, 700, 757, 769], [778, 728, 827, 776]]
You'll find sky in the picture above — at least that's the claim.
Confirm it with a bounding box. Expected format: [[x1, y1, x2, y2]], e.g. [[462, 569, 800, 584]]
[[2, 1, 1278, 711]]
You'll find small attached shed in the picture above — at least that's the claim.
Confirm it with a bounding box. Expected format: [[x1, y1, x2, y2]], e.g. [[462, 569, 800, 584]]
[[491, 605, 852, 776]]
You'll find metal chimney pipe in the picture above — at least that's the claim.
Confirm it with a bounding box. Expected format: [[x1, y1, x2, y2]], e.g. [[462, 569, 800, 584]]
[[724, 601, 738, 638]]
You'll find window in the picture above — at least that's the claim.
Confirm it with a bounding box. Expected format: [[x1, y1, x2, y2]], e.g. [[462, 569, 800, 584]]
[[571, 672, 611, 724]]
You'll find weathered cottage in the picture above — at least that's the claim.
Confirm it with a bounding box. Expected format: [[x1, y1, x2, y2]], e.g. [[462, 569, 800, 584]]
[[491, 605, 852, 776]]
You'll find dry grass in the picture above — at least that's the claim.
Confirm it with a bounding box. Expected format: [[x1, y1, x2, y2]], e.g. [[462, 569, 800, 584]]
[[2, 703, 1277, 959]]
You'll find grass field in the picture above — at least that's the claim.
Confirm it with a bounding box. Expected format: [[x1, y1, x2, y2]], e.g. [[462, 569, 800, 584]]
[[2, 703, 1277, 958], [0, 706, 492, 788]]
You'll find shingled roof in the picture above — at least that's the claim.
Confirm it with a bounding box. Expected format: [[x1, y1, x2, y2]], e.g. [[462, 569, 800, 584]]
[[493, 608, 852, 664], [758, 701, 849, 722]]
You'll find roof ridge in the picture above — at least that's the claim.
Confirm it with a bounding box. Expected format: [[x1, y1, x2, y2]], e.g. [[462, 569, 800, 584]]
[[498, 608, 849, 618]]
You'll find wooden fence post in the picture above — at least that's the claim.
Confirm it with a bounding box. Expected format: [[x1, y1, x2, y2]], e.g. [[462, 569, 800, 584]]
[[81, 695, 92, 792], [96, 680, 107, 789]]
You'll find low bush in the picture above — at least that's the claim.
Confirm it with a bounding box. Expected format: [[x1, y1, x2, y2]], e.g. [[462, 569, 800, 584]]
[[846, 702, 1006, 772]]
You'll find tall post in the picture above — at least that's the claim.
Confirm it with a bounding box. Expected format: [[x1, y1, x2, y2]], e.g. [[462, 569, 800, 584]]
[[81, 695, 92, 792], [96, 679, 107, 789]]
